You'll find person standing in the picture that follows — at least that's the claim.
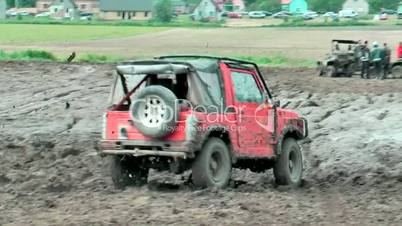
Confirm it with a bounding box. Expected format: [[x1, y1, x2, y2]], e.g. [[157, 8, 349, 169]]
[[370, 41, 382, 79], [361, 41, 370, 79], [382, 43, 391, 79]]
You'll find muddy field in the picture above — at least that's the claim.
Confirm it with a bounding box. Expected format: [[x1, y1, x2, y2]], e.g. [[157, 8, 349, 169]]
[[0, 61, 402, 225], [1, 27, 402, 61]]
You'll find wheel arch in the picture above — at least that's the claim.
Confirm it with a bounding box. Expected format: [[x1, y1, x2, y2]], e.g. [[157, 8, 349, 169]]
[[276, 125, 304, 155], [392, 61, 402, 67], [198, 125, 234, 162]]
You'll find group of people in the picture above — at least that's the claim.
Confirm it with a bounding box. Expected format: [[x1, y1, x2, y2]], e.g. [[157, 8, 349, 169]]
[[359, 41, 402, 80]]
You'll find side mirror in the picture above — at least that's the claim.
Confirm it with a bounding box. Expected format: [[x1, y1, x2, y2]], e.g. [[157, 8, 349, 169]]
[[274, 100, 281, 108]]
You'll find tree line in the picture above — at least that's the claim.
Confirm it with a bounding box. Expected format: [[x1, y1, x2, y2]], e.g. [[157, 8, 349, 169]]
[[6, 0, 401, 13], [246, 0, 401, 13]]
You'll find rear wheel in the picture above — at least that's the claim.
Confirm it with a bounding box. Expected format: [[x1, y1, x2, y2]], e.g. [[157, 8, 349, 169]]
[[346, 64, 355, 77], [316, 63, 324, 76], [273, 138, 303, 187], [326, 66, 337, 77], [192, 138, 232, 188], [110, 156, 148, 189], [391, 65, 402, 79]]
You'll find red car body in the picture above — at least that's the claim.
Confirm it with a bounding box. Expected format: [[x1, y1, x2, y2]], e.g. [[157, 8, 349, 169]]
[[228, 12, 242, 18], [102, 61, 306, 158]]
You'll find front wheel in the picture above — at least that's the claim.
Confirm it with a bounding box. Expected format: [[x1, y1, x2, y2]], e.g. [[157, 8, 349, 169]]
[[273, 138, 303, 187], [192, 138, 232, 188], [110, 156, 148, 189]]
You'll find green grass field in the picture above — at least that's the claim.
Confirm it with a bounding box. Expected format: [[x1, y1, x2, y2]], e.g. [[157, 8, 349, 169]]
[[0, 24, 168, 44], [0, 49, 315, 67]]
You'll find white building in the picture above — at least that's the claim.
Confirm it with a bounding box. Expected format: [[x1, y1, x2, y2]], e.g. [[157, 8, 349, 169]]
[[342, 0, 369, 15], [0, 0, 6, 19], [192, 0, 222, 21]]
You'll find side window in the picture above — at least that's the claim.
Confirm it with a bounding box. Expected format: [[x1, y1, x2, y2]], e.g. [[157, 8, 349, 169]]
[[231, 71, 263, 103]]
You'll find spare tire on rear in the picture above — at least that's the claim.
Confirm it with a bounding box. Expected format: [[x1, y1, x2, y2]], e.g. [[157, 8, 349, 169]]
[[130, 85, 178, 138]]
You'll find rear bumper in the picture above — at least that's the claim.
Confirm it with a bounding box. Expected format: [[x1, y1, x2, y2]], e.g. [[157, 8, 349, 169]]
[[99, 139, 194, 159], [102, 149, 187, 158]]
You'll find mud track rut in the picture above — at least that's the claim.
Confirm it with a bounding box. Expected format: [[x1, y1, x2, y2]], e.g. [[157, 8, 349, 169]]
[[0, 62, 402, 225]]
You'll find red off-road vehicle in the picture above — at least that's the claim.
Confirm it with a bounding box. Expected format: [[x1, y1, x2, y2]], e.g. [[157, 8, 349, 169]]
[[100, 56, 308, 189]]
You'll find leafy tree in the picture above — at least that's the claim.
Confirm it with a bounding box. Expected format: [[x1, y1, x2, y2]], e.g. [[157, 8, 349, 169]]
[[11, 0, 35, 8], [245, 0, 401, 13], [154, 0, 173, 23], [6, 0, 15, 8], [367, 0, 400, 13], [307, 0, 344, 12], [307, 0, 400, 13], [247, 0, 281, 12]]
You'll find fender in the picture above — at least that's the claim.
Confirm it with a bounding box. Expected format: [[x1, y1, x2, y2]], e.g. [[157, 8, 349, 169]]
[[195, 125, 230, 151], [276, 121, 306, 155]]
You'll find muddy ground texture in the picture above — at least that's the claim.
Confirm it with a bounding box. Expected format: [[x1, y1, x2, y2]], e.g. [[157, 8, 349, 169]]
[[0, 61, 401, 225]]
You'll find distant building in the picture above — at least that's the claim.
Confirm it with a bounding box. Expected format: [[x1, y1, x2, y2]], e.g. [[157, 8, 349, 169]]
[[37, 0, 99, 14], [281, 0, 308, 14], [399, 1, 402, 13], [74, 0, 99, 13], [8, 7, 38, 14], [49, 0, 80, 19], [99, 0, 153, 20], [342, 0, 369, 15], [0, 0, 6, 19], [36, 0, 52, 12], [192, 0, 222, 21], [214, 0, 245, 12], [172, 0, 187, 14]]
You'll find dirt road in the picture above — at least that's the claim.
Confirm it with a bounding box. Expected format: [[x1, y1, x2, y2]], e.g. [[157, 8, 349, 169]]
[[0, 61, 401, 225], [1, 27, 402, 61]]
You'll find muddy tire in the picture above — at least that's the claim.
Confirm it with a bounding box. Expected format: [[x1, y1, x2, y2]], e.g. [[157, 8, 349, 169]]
[[130, 85, 178, 138], [316, 64, 324, 76], [346, 64, 355, 77], [274, 138, 303, 187], [192, 138, 232, 188], [326, 66, 336, 77], [110, 156, 148, 189], [391, 65, 402, 79]]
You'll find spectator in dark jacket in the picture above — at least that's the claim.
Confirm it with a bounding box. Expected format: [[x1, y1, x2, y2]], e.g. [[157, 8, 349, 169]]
[[382, 43, 391, 79], [360, 41, 370, 79], [371, 41, 382, 79]]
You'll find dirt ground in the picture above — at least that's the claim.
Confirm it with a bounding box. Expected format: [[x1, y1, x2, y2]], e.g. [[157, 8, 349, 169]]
[[0, 61, 402, 225], [1, 27, 402, 61]]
